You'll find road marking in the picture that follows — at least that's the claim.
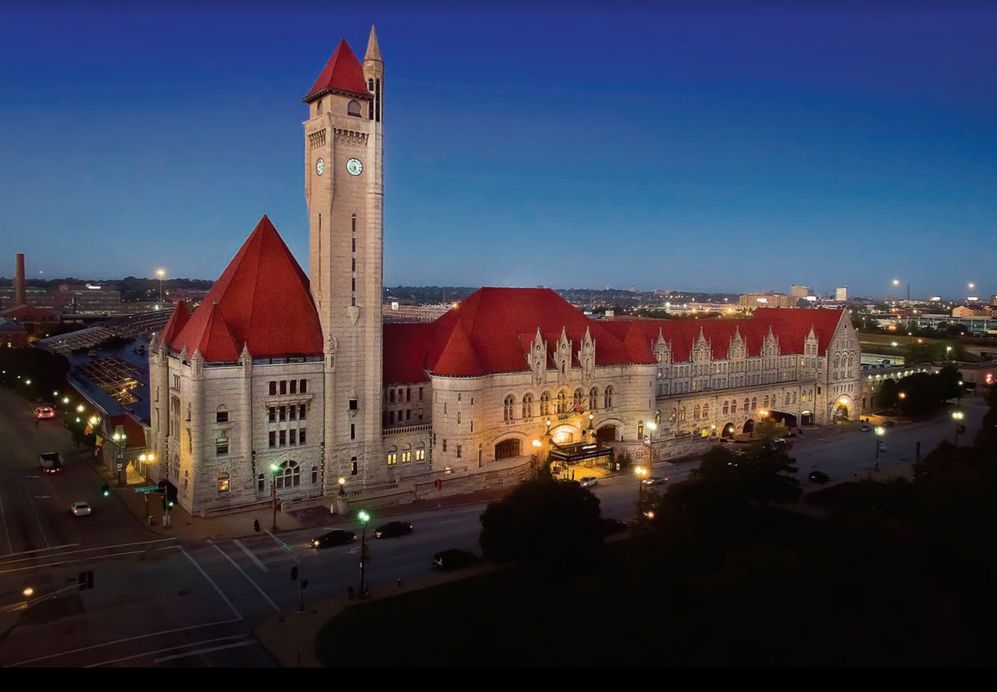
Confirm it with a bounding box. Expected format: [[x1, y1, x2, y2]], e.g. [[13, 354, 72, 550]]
[[0, 549, 150, 575], [233, 539, 269, 572], [0, 537, 176, 565], [152, 638, 257, 663], [210, 541, 279, 612], [0, 489, 12, 555], [84, 634, 254, 667], [19, 476, 49, 548], [5, 618, 243, 666], [0, 542, 79, 559], [179, 545, 243, 621]]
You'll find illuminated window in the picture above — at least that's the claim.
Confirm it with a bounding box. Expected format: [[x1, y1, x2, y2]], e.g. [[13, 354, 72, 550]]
[[215, 436, 228, 456], [217, 472, 230, 493]]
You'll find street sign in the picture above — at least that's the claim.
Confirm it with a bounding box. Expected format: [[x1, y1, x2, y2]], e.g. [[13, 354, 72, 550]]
[[134, 485, 159, 494]]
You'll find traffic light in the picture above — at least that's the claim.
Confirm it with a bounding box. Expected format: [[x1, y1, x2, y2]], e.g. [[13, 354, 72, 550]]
[[77, 569, 94, 590], [101, 484, 110, 497], [290, 565, 299, 581]]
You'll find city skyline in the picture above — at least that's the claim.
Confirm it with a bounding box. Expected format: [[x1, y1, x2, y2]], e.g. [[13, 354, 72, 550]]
[[2, 3, 995, 298]]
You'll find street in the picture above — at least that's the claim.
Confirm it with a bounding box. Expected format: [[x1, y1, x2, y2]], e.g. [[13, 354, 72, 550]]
[[0, 385, 987, 667]]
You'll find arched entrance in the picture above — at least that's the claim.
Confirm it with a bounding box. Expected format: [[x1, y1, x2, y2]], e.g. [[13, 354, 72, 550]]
[[596, 425, 617, 444], [800, 410, 814, 426], [494, 438, 522, 460], [721, 422, 735, 438], [743, 419, 755, 435], [832, 396, 852, 422]]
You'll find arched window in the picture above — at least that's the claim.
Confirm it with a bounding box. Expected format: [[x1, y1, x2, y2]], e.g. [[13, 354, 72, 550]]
[[347, 100, 361, 117], [556, 390, 567, 415], [751, 397, 757, 410], [573, 388, 584, 412], [679, 406, 687, 421], [276, 460, 300, 489], [215, 405, 228, 423], [217, 471, 230, 493], [703, 403, 709, 418], [540, 391, 550, 416], [763, 395, 769, 409], [604, 385, 614, 409], [257, 473, 265, 493], [731, 399, 737, 414], [792, 392, 797, 404], [311, 465, 319, 483], [522, 393, 533, 421], [503, 395, 515, 423], [722, 400, 729, 415], [589, 387, 598, 411], [351, 456, 358, 475], [670, 407, 677, 422], [694, 404, 701, 420]]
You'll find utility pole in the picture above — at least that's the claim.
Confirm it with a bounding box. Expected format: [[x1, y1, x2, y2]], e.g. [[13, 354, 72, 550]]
[[358, 510, 370, 600]]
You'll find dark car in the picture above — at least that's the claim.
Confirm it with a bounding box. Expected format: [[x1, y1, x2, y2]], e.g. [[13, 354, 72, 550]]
[[808, 470, 830, 484], [312, 529, 356, 549], [600, 517, 628, 536], [375, 520, 414, 539], [432, 548, 481, 571], [38, 452, 64, 474], [882, 420, 896, 428]]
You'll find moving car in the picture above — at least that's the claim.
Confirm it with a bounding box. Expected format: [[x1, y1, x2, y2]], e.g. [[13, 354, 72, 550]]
[[34, 406, 56, 420], [599, 517, 628, 535], [641, 475, 668, 486], [374, 520, 414, 539], [579, 476, 599, 488], [808, 470, 830, 484], [70, 501, 92, 517], [859, 424, 872, 432], [38, 452, 64, 474], [312, 529, 357, 549], [882, 421, 896, 428], [432, 548, 481, 571]]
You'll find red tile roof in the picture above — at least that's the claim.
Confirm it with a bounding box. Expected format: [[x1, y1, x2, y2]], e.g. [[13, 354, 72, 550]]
[[170, 215, 323, 361], [304, 39, 371, 102], [158, 300, 190, 348], [381, 288, 846, 383]]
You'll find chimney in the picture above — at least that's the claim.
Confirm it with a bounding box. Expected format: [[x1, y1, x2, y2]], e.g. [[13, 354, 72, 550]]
[[14, 253, 26, 306]]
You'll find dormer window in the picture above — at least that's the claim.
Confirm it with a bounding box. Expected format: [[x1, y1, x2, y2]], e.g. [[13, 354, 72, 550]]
[[347, 100, 361, 117]]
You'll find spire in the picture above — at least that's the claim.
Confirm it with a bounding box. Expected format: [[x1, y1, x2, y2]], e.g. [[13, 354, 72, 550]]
[[304, 39, 370, 102], [364, 25, 382, 62]]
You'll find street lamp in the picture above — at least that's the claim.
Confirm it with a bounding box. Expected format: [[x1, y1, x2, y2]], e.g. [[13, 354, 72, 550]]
[[270, 462, 280, 532], [645, 420, 657, 464], [633, 464, 649, 518], [357, 509, 371, 600], [156, 268, 166, 305], [946, 346, 953, 360], [952, 411, 965, 446], [338, 476, 346, 496], [873, 425, 885, 470]]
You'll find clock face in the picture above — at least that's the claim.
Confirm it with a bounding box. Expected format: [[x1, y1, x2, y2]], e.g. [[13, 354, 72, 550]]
[[315, 158, 325, 176], [346, 158, 364, 176]]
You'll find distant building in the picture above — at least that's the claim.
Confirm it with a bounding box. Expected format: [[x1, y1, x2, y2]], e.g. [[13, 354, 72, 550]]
[[739, 292, 796, 309], [54, 283, 123, 315], [835, 287, 848, 302], [789, 285, 813, 299], [0, 317, 28, 348], [953, 305, 992, 318]]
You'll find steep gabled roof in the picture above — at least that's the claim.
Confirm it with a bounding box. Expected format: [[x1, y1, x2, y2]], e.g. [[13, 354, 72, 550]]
[[752, 307, 844, 355], [432, 321, 484, 377], [158, 300, 190, 348], [303, 39, 371, 102], [170, 215, 323, 361]]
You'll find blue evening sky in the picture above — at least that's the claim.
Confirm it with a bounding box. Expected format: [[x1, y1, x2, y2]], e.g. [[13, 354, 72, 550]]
[[1, 1, 995, 299]]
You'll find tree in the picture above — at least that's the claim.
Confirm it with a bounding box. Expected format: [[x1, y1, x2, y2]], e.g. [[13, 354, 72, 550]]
[[479, 476, 603, 571], [876, 378, 899, 410], [752, 417, 786, 444], [936, 364, 963, 402], [687, 442, 801, 509]]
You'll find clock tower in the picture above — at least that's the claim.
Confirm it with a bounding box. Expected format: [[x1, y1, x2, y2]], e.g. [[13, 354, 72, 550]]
[[304, 27, 385, 488]]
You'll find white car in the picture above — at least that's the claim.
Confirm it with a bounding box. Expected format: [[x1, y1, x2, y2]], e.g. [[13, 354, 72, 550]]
[[579, 476, 599, 488], [70, 501, 92, 517]]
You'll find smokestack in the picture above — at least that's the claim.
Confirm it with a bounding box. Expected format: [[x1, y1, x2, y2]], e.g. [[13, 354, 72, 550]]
[[14, 253, 26, 306]]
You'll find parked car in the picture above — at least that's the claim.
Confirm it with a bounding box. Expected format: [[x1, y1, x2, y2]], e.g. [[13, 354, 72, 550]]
[[859, 424, 872, 432], [38, 452, 64, 474], [312, 529, 357, 549], [375, 521, 414, 539], [641, 475, 668, 486], [773, 437, 787, 445], [579, 476, 599, 488], [34, 406, 56, 420], [70, 501, 92, 517], [599, 517, 628, 535], [432, 548, 481, 571], [808, 470, 830, 484]]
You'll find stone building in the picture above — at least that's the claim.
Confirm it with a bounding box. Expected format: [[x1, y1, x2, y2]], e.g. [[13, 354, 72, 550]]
[[148, 29, 864, 515]]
